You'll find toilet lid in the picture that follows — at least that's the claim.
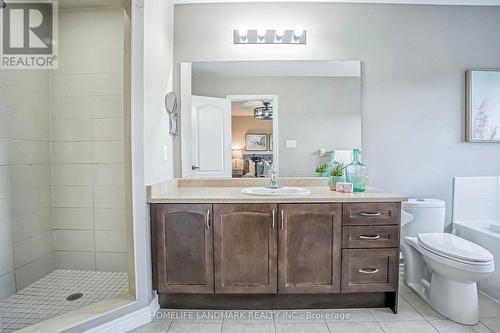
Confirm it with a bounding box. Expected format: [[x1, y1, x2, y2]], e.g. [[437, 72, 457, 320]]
[[418, 233, 493, 263]]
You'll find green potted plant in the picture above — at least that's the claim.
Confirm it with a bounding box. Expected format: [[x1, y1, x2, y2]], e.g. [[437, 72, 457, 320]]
[[329, 163, 345, 190], [314, 163, 329, 177]]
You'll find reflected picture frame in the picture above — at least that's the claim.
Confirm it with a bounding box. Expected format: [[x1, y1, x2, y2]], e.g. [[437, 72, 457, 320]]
[[245, 133, 267, 151], [466, 70, 500, 143]]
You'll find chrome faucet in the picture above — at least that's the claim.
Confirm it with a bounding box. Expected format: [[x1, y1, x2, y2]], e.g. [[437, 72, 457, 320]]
[[265, 162, 281, 189]]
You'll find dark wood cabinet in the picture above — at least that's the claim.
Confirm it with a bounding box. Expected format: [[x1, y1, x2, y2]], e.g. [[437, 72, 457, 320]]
[[151, 201, 401, 312], [341, 248, 399, 293], [278, 204, 342, 293], [151, 204, 214, 293], [213, 204, 278, 293], [342, 225, 399, 249], [343, 202, 400, 226]]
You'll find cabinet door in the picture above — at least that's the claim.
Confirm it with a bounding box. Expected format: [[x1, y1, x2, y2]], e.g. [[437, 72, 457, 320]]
[[152, 204, 214, 293], [278, 204, 342, 293], [214, 204, 278, 293]]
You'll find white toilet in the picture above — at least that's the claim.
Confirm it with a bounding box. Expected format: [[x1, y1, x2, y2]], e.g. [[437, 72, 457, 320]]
[[401, 199, 495, 325]]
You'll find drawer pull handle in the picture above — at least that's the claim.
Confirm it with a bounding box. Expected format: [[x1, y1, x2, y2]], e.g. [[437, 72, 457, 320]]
[[205, 210, 210, 229], [359, 234, 381, 240], [280, 210, 284, 230], [359, 212, 381, 217], [358, 268, 379, 274], [272, 210, 276, 229]]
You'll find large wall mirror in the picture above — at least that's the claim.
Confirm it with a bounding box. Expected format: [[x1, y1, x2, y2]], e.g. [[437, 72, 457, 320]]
[[180, 60, 362, 178]]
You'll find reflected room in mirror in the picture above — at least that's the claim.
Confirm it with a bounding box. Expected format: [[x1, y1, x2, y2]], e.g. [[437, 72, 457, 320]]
[[232, 99, 274, 178], [180, 60, 362, 178]]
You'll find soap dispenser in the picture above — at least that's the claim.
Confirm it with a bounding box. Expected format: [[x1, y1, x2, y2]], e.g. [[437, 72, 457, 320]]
[[345, 148, 366, 192]]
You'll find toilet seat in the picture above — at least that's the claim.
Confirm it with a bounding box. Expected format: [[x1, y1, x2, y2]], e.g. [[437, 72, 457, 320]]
[[405, 236, 494, 273], [417, 233, 493, 265]]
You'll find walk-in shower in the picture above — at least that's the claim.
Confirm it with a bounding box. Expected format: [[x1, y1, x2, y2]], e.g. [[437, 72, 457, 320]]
[[0, 0, 132, 331]]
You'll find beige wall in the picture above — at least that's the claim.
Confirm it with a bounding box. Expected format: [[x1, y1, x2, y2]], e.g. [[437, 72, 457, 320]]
[[232, 116, 273, 152], [0, 69, 54, 296], [50, 8, 128, 273], [175, 3, 500, 226]]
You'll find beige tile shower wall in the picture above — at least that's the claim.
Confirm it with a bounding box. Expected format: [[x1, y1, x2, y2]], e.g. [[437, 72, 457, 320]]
[[0, 70, 55, 297], [51, 8, 128, 273]]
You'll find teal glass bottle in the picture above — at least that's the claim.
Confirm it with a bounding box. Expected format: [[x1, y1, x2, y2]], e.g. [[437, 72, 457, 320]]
[[345, 148, 366, 192], [326, 150, 338, 175]]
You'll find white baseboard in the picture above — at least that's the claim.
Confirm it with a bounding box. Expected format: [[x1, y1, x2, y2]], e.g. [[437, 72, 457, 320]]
[[149, 292, 160, 314], [85, 296, 158, 333]]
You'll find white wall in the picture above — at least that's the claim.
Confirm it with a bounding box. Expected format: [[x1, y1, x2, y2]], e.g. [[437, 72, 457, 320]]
[[174, 3, 500, 227], [51, 8, 128, 272], [0, 70, 54, 297], [143, 0, 175, 185]]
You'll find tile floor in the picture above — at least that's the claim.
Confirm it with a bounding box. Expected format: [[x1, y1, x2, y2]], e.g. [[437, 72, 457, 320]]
[[130, 282, 500, 333], [0, 270, 128, 332]]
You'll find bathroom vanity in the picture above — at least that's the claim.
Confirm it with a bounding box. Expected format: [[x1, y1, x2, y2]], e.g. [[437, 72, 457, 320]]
[[147, 57, 404, 313], [148, 179, 405, 313]]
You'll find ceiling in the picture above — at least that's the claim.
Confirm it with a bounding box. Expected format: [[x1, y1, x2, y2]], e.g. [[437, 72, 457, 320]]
[[232, 101, 261, 117], [175, 0, 500, 5]]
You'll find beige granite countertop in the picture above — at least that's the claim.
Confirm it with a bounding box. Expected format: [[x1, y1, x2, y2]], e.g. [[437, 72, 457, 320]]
[[147, 178, 407, 204]]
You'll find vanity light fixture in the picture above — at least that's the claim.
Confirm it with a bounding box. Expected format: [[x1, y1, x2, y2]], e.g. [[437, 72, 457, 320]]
[[233, 29, 307, 44]]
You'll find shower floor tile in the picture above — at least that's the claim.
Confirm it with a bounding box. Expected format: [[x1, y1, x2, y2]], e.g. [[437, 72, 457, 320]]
[[0, 270, 128, 332]]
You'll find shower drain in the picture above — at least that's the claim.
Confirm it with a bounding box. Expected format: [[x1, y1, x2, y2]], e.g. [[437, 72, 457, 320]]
[[66, 292, 83, 301]]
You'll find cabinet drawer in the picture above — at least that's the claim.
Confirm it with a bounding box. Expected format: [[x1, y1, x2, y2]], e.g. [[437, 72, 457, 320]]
[[342, 225, 399, 249], [343, 203, 400, 226], [341, 249, 399, 293]]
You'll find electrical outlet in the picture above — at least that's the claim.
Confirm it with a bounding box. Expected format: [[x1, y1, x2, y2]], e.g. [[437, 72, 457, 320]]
[[163, 144, 168, 161]]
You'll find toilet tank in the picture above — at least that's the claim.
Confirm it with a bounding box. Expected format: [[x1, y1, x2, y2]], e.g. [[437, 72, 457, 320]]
[[401, 199, 446, 239]]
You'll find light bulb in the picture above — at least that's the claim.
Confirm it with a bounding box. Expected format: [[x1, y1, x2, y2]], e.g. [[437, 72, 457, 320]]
[[275, 29, 284, 41], [238, 29, 247, 41], [257, 29, 266, 40], [294, 27, 304, 39]]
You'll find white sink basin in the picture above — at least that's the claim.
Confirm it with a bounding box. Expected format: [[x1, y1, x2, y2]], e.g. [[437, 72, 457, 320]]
[[241, 187, 311, 196]]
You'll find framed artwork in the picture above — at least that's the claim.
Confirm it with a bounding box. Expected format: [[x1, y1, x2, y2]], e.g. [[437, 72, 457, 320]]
[[466, 70, 500, 142], [245, 134, 267, 151], [269, 134, 273, 151]]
